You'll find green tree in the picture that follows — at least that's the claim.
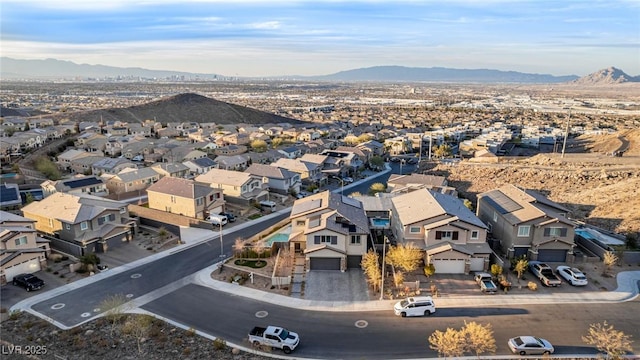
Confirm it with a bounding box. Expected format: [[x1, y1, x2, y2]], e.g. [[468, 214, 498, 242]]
[[424, 263, 436, 279], [368, 182, 386, 195], [24, 122, 30, 131], [360, 249, 382, 293], [250, 139, 268, 152], [461, 321, 497, 357], [79, 253, 101, 272], [433, 144, 453, 158], [369, 155, 384, 170], [429, 328, 465, 358], [24, 193, 35, 204], [5, 127, 17, 137], [271, 137, 283, 148], [33, 156, 61, 180], [582, 321, 633, 360]]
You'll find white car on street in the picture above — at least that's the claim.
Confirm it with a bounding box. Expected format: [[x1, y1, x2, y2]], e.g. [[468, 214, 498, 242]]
[[393, 296, 436, 317], [556, 266, 588, 286], [508, 336, 554, 355]]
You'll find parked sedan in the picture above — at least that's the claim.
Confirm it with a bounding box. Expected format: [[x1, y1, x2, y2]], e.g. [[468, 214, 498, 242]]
[[556, 266, 588, 286], [508, 336, 554, 356]]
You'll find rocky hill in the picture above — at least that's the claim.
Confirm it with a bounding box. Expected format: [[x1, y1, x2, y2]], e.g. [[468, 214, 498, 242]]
[[431, 147, 640, 235], [49, 93, 309, 126], [571, 67, 639, 85]]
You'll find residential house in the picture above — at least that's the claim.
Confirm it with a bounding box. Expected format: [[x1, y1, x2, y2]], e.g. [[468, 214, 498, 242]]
[[387, 174, 457, 196], [265, 126, 284, 137], [146, 177, 224, 219], [21, 193, 135, 256], [0, 211, 50, 284], [222, 132, 250, 145], [357, 140, 385, 157], [215, 154, 249, 171], [244, 163, 301, 195], [288, 191, 369, 271], [162, 146, 207, 163], [183, 157, 217, 175], [103, 167, 160, 195], [214, 145, 248, 156], [476, 184, 576, 262], [297, 129, 321, 142], [0, 183, 22, 210], [271, 158, 324, 185], [195, 168, 267, 205], [69, 155, 105, 175], [320, 149, 365, 174], [91, 157, 137, 175], [128, 123, 153, 137], [57, 149, 96, 171], [278, 146, 301, 159], [391, 189, 491, 274], [41, 175, 108, 198], [151, 162, 190, 179], [245, 149, 283, 165]]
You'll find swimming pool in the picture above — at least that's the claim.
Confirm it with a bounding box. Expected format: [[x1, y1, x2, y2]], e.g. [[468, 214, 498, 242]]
[[370, 218, 390, 228], [265, 225, 292, 246]]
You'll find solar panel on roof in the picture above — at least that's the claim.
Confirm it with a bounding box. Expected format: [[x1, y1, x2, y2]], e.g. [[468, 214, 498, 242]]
[[291, 198, 322, 216], [485, 191, 522, 214], [342, 196, 362, 208], [64, 177, 102, 189], [0, 185, 19, 202]]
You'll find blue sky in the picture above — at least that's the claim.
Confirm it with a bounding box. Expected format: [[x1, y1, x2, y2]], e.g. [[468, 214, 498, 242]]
[[2, 0, 639, 77]]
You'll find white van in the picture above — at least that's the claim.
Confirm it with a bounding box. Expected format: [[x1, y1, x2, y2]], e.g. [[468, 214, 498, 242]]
[[259, 200, 277, 212], [206, 214, 228, 226], [393, 296, 436, 317]]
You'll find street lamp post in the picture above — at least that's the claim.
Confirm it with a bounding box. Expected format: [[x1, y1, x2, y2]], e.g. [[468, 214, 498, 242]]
[[380, 236, 388, 300], [218, 222, 224, 258]]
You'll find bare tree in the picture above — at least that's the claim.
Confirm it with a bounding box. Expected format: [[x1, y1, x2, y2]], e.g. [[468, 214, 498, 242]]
[[429, 327, 465, 358], [514, 258, 528, 284], [360, 249, 382, 293], [100, 293, 128, 336], [582, 321, 633, 360], [603, 251, 618, 276], [233, 237, 246, 258], [122, 314, 155, 354], [461, 321, 497, 357]]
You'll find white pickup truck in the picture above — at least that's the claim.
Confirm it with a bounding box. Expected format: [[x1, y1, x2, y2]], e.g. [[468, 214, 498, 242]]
[[249, 325, 300, 354]]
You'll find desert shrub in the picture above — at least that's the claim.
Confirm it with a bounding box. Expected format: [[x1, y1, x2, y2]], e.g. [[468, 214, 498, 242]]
[[213, 338, 227, 350], [527, 281, 538, 291]]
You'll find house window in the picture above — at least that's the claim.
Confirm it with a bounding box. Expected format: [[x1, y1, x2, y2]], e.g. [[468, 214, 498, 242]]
[[471, 230, 479, 239], [65, 223, 71, 230], [350, 235, 361, 245], [80, 221, 88, 231], [435, 231, 459, 240], [314, 235, 337, 245], [171, 195, 176, 203], [14, 236, 28, 246], [165, 206, 171, 212], [544, 227, 567, 237], [209, 195, 214, 201], [409, 226, 421, 233], [196, 197, 203, 206], [296, 220, 305, 226], [517, 225, 530, 237], [48, 218, 54, 227], [120, 207, 126, 214], [493, 211, 498, 222]]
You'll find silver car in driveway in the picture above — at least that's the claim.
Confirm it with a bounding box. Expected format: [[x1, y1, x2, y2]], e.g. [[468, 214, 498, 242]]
[[556, 266, 588, 286], [508, 336, 554, 355]]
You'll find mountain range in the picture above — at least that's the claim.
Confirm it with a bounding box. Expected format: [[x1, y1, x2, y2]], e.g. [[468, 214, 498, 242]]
[[1, 57, 638, 84]]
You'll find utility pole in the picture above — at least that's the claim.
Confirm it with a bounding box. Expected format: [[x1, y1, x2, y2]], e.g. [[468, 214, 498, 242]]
[[561, 108, 571, 158], [428, 133, 433, 161]]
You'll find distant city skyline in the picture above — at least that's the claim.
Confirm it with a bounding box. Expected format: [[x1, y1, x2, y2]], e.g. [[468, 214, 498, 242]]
[[2, 0, 639, 78]]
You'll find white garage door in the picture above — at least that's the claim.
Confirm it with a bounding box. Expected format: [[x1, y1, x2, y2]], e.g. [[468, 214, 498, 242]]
[[431, 259, 465, 274], [5, 258, 41, 282], [469, 257, 486, 272]]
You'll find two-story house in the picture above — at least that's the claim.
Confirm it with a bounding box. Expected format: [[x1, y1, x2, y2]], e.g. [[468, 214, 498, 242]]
[[146, 177, 224, 219], [476, 184, 576, 262], [0, 211, 50, 284], [183, 157, 217, 175], [271, 158, 324, 186], [21, 193, 135, 256], [151, 162, 190, 179], [103, 167, 160, 195], [391, 189, 491, 274], [288, 191, 370, 271], [244, 163, 301, 196], [41, 175, 108, 198], [195, 168, 267, 205]]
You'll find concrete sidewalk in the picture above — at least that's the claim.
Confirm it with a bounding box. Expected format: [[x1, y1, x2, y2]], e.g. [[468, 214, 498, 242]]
[[195, 267, 640, 312]]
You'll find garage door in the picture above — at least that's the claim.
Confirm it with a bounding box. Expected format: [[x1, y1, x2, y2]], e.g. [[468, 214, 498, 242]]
[[469, 257, 486, 272], [537, 249, 567, 263], [310, 257, 341, 271], [513, 247, 529, 258], [431, 259, 465, 274], [347, 256, 362, 269], [5, 258, 41, 282]]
